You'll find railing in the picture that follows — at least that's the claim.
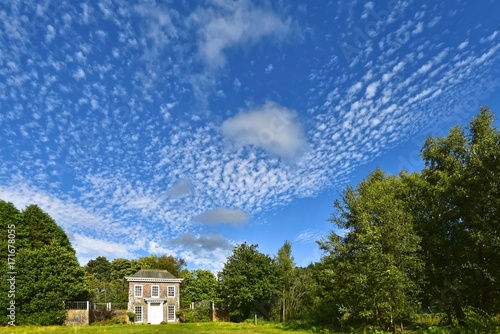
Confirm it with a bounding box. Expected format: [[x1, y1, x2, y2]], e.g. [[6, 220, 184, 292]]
[[92, 302, 128, 311], [66, 301, 90, 310]]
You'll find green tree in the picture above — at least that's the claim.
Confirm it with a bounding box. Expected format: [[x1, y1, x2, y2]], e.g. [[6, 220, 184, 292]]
[[133, 254, 186, 277], [0, 202, 88, 325], [218, 243, 280, 321], [275, 240, 295, 321], [16, 243, 88, 325], [287, 266, 316, 321], [85, 256, 111, 281], [319, 170, 422, 332], [110, 258, 135, 279], [415, 107, 500, 322], [181, 269, 218, 307]]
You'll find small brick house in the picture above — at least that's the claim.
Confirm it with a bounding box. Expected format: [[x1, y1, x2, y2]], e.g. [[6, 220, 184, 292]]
[[125, 269, 183, 324]]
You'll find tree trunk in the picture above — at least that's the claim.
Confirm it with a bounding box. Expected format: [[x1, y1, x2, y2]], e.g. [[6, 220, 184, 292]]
[[452, 300, 466, 326]]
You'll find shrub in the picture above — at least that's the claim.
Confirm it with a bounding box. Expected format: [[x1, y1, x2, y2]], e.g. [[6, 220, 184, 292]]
[[126, 311, 136, 322], [176, 309, 199, 323]]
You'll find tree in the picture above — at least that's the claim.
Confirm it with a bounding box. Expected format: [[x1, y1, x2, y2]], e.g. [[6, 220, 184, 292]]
[[181, 269, 218, 307], [110, 258, 135, 280], [218, 243, 280, 321], [0, 201, 88, 325], [86, 256, 111, 281], [319, 170, 422, 332], [275, 240, 295, 321], [133, 254, 186, 277], [415, 107, 500, 322], [16, 243, 88, 325], [287, 266, 316, 321]]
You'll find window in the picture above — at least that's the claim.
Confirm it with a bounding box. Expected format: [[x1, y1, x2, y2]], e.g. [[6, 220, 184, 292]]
[[167, 286, 175, 297], [134, 306, 143, 322], [134, 285, 143, 297], [151, 285, 159, 298], [167, 305, 175, 322]]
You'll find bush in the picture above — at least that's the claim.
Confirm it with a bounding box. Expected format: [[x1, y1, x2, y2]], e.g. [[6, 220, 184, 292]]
[[126, 311, 136, 322], [177, 309, 201, 323], [463, 307, 496, 332]]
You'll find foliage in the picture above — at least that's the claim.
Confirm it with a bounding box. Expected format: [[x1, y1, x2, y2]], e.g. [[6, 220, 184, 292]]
[[176, 301, 210, 322], [84, 254, 186, 304], [181, 269, 218, 307], [274, 241, 295, 322], [319, 169, 423, 331], [218, 243, 280, 321], [133, 254, 186, 277], [0, 201, 88, 325], [413, 107, 500, 324]]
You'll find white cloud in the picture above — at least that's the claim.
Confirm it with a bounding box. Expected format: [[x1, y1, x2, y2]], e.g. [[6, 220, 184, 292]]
[[295, 229, 322, 243], [222, 102, 307, 160], [412, 22, 423, 35], [480, 31, 498, 43], [170, 232, 234, 251], [148, 240, 176, 256], [73, 67, 86, 80], [71, 234, 137, 264], [458, 40, 469, 50], [45, 25, 56, 42], [171, 233, 235, 270], [192, 0, 291, 68], [166, 178, 194, 197], [365, 81, 380, 99], [192, 208, 249, 225]]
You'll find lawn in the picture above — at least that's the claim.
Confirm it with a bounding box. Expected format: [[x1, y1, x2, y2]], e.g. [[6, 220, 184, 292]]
[[0, 322, 312, 334]]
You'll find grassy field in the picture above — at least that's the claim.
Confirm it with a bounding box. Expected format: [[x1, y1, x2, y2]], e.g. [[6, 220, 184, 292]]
[[0, 322, 313, 334]]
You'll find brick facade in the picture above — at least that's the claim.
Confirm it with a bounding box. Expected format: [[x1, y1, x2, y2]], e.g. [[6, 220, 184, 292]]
[[125, 269, 183, 324]]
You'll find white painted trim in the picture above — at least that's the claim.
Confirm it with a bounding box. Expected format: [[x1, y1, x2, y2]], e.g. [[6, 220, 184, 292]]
[[151, 285, 160, 298], [134, 284, 143, 297], [167, 304, 176, 322], [167, 285, 175, 298], [125, 277, 183, 283], [144, 298, 166, 303], [134, 305, 144, 323]]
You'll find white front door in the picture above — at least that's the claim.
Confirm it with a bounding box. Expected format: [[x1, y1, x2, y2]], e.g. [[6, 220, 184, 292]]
[[149, 303, 163, 324]]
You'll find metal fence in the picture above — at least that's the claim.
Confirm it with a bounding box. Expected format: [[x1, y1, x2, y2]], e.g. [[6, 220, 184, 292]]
[[92, 302, 128, 311], [66, 301, 90, 310], [66, 301, 127, 311]]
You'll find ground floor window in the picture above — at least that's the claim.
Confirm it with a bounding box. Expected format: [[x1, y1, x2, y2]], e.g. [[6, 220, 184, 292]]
[[167, 305, 175, 322], [134, 306, 143, 322]]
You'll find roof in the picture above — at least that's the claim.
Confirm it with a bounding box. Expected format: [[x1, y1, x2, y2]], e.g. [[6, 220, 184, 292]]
[[125, 269, 183, 283], [131, 269, 177, 279]]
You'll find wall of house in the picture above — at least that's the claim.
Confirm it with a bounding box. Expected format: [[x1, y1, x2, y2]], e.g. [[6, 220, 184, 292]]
[[128, 281, 180, 323]]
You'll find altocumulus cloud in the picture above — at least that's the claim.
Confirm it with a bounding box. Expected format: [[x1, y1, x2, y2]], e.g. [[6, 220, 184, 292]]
[[170, 232, 235, 269], [192, 0, 291, 68], [166, 178, 194, 197], [170, 232, 234, 251], [192, 207, 249, 226], [222, 102, 307, 160]]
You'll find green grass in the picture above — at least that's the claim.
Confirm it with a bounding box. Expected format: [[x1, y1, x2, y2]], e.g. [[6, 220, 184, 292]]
[[0, 322, 313, 334]]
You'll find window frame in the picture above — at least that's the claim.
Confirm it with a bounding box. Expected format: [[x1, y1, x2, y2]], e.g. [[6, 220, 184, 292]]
[[134, 284, 143, 297], [167, 305, 176, 322], [167, 285, 175, 297], [134, 306, 143, 322], [151, 285, 160, 298]]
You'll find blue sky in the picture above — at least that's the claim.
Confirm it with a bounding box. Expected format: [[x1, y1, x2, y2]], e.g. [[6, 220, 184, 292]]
[[1, 0, 499, 271]]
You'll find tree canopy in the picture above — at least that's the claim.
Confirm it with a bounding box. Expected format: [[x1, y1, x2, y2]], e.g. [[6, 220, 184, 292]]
[[0, 202, 88, 325]]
